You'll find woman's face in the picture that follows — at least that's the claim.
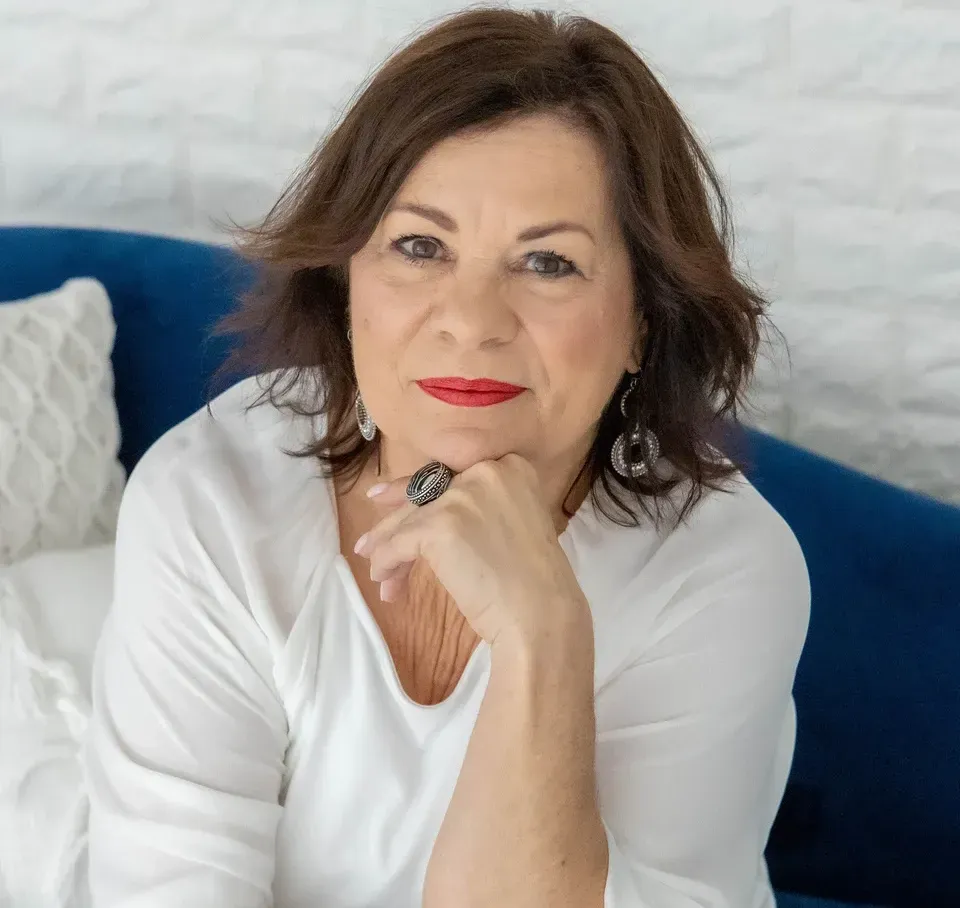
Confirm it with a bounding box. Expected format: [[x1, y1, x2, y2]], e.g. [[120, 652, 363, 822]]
[[349, 112, 641, 490]]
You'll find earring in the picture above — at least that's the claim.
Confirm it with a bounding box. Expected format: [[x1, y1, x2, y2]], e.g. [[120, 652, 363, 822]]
[[611, 375, 660, 479], [355, 392, 377, 441]]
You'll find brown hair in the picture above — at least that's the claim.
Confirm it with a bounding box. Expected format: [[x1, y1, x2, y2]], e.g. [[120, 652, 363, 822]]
[[215, 7, 770, 526]]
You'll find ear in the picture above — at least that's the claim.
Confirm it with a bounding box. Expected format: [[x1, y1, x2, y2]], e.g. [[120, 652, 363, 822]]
[[626, 318, 648, 373]]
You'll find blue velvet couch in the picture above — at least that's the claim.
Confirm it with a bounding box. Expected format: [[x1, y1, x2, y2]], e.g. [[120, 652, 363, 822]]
[[1, 226, 957, 908]]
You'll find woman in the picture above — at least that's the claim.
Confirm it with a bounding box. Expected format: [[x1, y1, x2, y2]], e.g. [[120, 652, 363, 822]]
[[84, 8, 809, 908]]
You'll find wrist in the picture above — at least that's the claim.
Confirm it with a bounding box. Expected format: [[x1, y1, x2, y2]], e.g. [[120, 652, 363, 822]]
[[491, 594, 595, 681]]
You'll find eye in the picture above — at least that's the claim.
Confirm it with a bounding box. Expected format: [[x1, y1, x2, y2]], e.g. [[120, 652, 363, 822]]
[[390, 236, 579, 278], [392, 234, 442, 265], [525, 250, 579, 278]]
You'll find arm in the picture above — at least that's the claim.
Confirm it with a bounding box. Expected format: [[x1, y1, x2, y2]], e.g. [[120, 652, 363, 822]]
[[424, 508, 809, 908], [423, 606, 607, 908], [83, 465, 287, 907]]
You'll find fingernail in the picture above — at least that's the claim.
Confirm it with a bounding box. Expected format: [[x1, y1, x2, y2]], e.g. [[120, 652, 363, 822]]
[[366, 483, 389, 498], [354, 533, 368, 555]]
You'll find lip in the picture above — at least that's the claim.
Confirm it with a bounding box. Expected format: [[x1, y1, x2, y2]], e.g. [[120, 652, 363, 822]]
[[416, 376, 526, 408]]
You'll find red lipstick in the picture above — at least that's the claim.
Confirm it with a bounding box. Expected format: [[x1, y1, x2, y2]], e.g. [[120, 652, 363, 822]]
[[416, 376, 526, 407]]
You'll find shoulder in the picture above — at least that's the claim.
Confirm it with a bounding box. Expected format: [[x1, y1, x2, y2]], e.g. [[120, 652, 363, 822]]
[[589, 469, 810, 683], [112, 373, 339, 647], [131, 372, 308, 486], [672, 471, 807, 581], [651, 472, 810, 671], [689, 472, 808, 590], [116, 374, 338, 606], [126, 372, 323, 523], [593, 465, 809, 609]]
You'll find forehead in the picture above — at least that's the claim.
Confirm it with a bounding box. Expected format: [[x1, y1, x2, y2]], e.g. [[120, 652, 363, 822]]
[[397, 113, 614, 223]]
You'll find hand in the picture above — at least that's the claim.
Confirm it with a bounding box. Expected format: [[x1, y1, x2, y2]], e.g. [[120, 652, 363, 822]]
[[353, 454, 591, 647]]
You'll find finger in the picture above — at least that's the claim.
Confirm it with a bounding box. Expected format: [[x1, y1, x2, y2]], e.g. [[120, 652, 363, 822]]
[[372, 560, 414, 586], [368, 520, 425, 583], [379, 572, 410, 603], [364, 474, 414, 509]]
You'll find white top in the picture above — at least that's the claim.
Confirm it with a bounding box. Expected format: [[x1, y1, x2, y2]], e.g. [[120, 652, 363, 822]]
[[83, 375, 810, 908]]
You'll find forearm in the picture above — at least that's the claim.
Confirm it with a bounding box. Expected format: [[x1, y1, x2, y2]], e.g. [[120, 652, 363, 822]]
[[423, 604, 608, 908]]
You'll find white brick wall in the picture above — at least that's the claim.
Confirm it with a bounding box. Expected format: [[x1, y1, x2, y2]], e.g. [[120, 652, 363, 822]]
[[1, 0, 958, 503]]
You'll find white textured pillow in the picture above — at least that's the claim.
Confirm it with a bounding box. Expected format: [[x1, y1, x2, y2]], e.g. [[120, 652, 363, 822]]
[[0, 279, 125, 566], [0, 543, 114, 908]]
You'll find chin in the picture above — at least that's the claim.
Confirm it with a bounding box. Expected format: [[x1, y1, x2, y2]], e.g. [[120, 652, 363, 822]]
[[421, 426, 521, 472]]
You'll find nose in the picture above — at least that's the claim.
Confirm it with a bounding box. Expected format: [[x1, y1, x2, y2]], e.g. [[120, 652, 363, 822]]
[[430, 274, 519, 350]]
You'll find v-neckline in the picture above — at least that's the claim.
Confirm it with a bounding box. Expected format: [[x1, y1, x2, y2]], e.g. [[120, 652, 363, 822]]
[[334, 553, 491, 715], [324, 472, 596, 715]]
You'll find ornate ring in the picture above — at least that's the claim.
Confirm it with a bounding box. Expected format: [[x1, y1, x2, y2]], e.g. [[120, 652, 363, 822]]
[[406, 461, 454, 507]]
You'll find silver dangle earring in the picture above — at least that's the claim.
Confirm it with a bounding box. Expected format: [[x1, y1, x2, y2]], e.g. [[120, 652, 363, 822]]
[[611, 375, 660, 479], [348, 325, 377, 442], [355, 393, 377, 441]]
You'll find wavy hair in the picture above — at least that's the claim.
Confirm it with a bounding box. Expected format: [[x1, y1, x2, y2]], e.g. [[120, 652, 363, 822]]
[[214, 7, 771, 526]]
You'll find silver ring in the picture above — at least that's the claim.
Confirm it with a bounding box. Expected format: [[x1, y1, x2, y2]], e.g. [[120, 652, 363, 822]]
[[406, 461, 454, 507]]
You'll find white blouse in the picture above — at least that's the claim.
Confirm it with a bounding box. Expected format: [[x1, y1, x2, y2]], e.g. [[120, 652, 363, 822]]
[[83, 375, 810, 908]]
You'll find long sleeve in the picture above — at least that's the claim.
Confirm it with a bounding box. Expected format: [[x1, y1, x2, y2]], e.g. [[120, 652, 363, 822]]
[[83, 458, 289, 908], [595, 498, 811, 907]]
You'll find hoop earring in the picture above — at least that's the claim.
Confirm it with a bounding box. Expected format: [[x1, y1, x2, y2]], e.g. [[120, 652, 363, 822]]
[[355, 392, 377, 441], [611, 375, 660, 479]]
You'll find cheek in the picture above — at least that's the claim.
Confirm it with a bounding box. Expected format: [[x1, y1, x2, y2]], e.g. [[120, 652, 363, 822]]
[[556, 302, 631, 375], [349, 259, 423, 342], [348, 263, 435, 419], [540, 302, 632, 418]]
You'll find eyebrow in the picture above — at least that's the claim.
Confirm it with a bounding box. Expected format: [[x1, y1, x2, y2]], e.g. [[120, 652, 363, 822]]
[[387, 201, 596, 244]]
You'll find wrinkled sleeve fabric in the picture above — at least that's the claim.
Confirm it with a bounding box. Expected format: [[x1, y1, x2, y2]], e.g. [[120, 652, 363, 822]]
[[83, 457, 288, 908], [597, 504, 811, 908]]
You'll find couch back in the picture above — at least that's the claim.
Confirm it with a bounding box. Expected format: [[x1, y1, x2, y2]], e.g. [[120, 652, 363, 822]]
[[2, 226, 958, 908], [0, 226, 252, 472]]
